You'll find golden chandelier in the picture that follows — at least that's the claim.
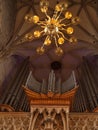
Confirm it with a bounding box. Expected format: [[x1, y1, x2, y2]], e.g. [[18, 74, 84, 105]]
[[25, 0, 79, 56]]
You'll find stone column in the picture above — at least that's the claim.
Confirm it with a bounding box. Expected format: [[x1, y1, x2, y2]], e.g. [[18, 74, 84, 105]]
[[29, 105, 70, 130]]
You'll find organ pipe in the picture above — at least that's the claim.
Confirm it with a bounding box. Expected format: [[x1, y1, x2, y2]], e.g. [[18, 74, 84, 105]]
[[0, 57, 30, 112], [72, 57, 98, 112]]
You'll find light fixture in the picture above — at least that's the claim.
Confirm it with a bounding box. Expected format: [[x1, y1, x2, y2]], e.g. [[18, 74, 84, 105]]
[[24, 0, 79, 56]]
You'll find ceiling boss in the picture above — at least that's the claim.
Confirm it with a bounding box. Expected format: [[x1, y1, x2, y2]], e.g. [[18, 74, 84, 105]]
[[24, 0, 79, 56]]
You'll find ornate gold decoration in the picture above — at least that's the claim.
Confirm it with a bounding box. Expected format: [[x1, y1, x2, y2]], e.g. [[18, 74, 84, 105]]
[[69, 113, 98, 129], [0, 104, 15, 112], [23, 85, 78, 107], [24, 0, 79, 56], [0, 113, 30, 130], [33, 109, 64, 130]]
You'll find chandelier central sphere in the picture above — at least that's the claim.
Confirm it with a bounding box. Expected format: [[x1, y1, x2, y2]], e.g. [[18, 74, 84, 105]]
[[24, 0, 79, 56], [44, 18, 59, 34]]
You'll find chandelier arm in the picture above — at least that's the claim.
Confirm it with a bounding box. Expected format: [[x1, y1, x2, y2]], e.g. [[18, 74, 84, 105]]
[[59, 18, 66, 23], [56, 10, 63, 20], [57, 31, 69, 41], [64, 37, 69, 41], [52, 10, 58, 19], [45, 35, 49, 39], [37, 21, 46, 26], [44, 35, 49, 43], [57, 34, 60, 39], [59, 26, 72, 32], [59, 27, 66, 31], [47, 35, 51, 40], [42, 31, 48, 37], [65, 23, 73, 26], [44, 11, 51, 19], [60, 23, 73, 28], [60, 24, 66, 28], [58, 31, 65, 39], [42, 43, 45, 48], [54, 36, 59, 48], [40, 30, 44, 35]]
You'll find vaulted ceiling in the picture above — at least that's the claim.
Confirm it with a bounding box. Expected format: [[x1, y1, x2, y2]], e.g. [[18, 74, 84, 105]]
[[0, 0, 98, 88]]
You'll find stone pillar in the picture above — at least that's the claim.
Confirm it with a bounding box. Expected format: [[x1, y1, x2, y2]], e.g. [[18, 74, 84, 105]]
[[29, 105, 69, 130]]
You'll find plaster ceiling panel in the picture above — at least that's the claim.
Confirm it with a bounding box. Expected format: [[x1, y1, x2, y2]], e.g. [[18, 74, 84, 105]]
[[33, 0, 58, 17], [14, 6, 30, 33], [16, 8, 38, 37], [27, 39, 45, 48], [18, 24, 37, 36], [70, 48, 94, 60], [73, 25, 96, 44], [47, 48, 63, 61], [67, 4, 81, 16], [13, 48, 36, 57], [86, 5, 98, 32], [31, 54, 51, 68], [0, 0, 16, 47], [87, 0, 98, 11], [12, 39, 44, 55], [79, 9, 98, 41], [62, 53, 80, 68], [73, 0, 81, 2]]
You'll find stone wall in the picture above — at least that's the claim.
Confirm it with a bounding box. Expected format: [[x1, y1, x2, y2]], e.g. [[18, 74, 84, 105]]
[[0, 112, 98, 130], [0, 112, 30, 130], [69, 113, 98, 130]]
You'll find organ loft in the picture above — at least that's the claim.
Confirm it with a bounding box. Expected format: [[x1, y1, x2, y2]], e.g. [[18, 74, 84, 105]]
[[0, 57, 78, 130], [0, 57, 98, 130], [23, 70, 78, 130]]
